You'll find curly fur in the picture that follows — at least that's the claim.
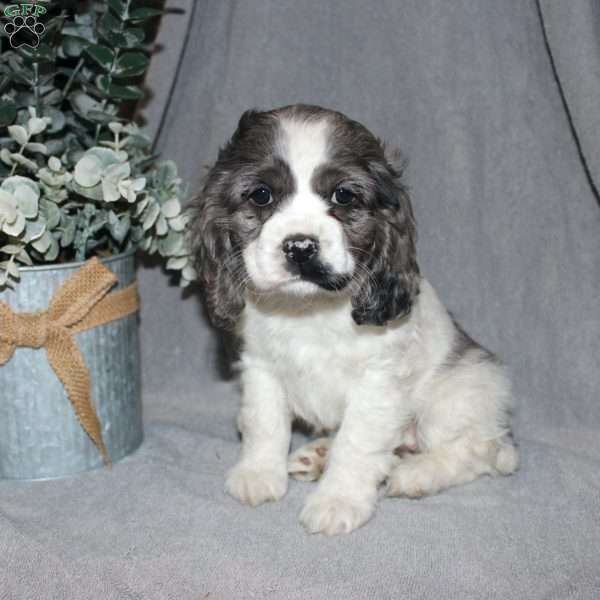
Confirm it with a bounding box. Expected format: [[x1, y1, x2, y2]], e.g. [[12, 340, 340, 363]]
[[189, 104, 518, 536]]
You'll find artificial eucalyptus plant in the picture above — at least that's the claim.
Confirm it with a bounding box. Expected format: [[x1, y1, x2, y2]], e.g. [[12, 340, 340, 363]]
[[0, 0, 195, 289]]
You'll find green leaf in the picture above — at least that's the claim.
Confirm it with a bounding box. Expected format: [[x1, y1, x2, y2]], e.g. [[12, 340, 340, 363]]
[[0, 148, 13, 166], [2, 176, 40, 205], [61, 218, 76, 247], [0, 97, 17, 127], [61, 24, 95, 48], [2, 213, 26, 237], [45, 108, 66, 133], [166, 256, 188, 270], [8, 125, 28, 145], [27, 117, 48, 135], [98, 10, 122, 33], [84, 44, 115, 71], [161, 197, 181, 218], [98, 15, 145, 49], [123, 133, 151, 150], [25, 219, 45, 242], [9, 153, 38, 172], [113, 52, 149, 78], [122, 26, 146, 48], [69, 91, 104, 120], [157, 230, 184, 256], [32, 231, 52, 254], [167, 214, 187, 232], [88, 147, 125, 168], [5, 260, 19, 279], [108, 0, 128, 19], [48, 157, 62, 172], [42, 89, 63, 105], [43, 15, 67, 37], [129, 223, 143, 242], [61, 35, 91, 58], [45, 139, 66, 156], [7, 55, 26, 74], [96, 75, 144, 100], [0, 269, 10, 288], [182, 265, 197, 281], [127, 7, 164, 21], [142, 202, 160, 231], [87, 110, 120, 124], [71, 180, 105, 201], [14, 192, 39, 220], [108, 212, 131, 243], [74, 155, 102, 187], [19, 44, 55, 65], [17, 248, 33, 266], [74, 147, 121, 188], [75, 13, 94, 26], [45, 236, 60, 262], [0, 244, 22, 254], [155, 161, 178, 187], [25, 142, 48, 155], [10, 71, 32, 87], [0, 75, 12, 96], [155, 214, 168, 236], [40, 200, 61, 229]]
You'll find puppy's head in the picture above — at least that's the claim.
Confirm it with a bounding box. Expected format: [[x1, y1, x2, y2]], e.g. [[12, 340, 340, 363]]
[[190, 104, 419, 329]]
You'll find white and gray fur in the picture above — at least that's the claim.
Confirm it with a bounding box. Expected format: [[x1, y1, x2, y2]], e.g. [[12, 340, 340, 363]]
[[190, 104, 518, 536]]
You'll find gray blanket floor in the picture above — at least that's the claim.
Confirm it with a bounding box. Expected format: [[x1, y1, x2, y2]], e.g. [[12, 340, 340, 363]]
[[1, 1, 599, 598]]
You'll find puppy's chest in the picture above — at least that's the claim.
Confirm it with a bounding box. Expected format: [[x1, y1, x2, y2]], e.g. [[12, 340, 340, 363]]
[[276, 337, 348, 429], [243, 303, 375, 429]]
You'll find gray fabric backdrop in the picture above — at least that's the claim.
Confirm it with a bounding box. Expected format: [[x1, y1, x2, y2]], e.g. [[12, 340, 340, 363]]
[[1, 1, 599, 598]]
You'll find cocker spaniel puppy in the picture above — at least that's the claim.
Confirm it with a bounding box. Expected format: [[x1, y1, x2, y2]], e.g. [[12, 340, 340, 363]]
[[190, 104, 518, 535]]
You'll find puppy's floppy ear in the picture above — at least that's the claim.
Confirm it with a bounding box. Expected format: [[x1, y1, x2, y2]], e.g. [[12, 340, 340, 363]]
[[189, 109, 273, 329], [189, 165, 245, 330], [351, 149, 420, 326]]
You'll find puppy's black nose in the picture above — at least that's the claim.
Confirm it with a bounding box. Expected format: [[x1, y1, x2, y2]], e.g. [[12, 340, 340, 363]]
[[282, 235, 319, 264]]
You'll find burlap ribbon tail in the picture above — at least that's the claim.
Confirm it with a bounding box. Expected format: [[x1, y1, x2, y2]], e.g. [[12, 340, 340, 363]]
[[0, 257, 139, 464]]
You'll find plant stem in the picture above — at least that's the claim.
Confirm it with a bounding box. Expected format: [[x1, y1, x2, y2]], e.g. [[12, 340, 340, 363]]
[[93, 0, 130, 143], [62, 58, 85, 99], [9, 142, 28, 177], [33, 62, 41, 117], [94, 48, 120, 144]]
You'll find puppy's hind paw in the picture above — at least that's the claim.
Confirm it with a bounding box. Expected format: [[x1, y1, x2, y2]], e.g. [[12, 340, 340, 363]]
[[225, 462, 288, 507], [386, 454, 442, 498], [288, 437, 330, 481]]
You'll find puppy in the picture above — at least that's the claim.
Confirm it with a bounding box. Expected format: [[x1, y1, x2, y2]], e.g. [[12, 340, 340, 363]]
[[190, 104, 518, 535]]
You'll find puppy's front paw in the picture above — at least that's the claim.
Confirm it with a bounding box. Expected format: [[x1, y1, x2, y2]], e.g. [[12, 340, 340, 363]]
[[300, 491, 374, 535], [225, 462, 288, 507]]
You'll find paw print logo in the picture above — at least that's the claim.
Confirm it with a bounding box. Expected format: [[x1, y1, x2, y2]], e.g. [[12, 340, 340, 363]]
[[4, 15, 45, 49]]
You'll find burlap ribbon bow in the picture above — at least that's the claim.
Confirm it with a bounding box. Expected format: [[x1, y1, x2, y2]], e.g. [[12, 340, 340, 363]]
[[0, 257, 139, 464]]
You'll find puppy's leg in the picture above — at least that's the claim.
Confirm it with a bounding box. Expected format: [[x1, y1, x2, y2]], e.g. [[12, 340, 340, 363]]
[[386, 434, 518, 498], [387, 360, 518, 498], [288, 438, 331, 481], [300, 375, 405, 535], [226, 367, 291, 506], [287, 422, 417, 482]]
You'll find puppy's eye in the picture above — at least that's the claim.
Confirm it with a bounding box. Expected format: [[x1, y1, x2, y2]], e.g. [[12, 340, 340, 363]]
[[332, 187, 355, 206], [248, 185, 273, 206]]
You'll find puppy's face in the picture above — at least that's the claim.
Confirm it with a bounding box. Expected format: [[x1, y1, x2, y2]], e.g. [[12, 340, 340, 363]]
[[191, 105, 419, 329]]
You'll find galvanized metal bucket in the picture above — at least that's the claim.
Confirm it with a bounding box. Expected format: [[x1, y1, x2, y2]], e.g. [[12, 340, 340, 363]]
[[0, 251, 142, 480]]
